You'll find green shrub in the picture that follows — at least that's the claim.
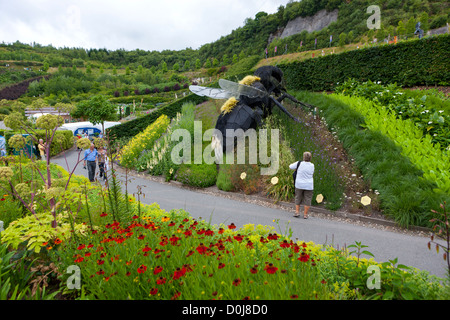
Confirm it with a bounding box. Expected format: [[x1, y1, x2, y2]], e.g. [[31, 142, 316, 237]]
[[176, 163, 217, 188], [216, 163, 234, 192]]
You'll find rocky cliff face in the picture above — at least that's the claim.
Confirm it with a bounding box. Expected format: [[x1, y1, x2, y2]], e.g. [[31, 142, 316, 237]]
[[268, 9, 339, 44]]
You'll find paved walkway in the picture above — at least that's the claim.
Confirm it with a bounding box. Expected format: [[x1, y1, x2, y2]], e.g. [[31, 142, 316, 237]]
[[51, 148, 448, 279]]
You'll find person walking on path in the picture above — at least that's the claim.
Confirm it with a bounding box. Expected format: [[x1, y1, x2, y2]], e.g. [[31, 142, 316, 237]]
[[83, 143, 98, 182], [97, 146, 107, 181], [290, 151, 314, 219], [38, 139, 47, 162]]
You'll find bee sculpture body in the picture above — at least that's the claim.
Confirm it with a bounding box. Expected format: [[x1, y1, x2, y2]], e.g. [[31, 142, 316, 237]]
[[190, 66, 301, 154]]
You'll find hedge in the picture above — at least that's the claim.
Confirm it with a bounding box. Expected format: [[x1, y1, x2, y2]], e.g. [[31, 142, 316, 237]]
[[279, 34, 450, 91], [107, 93, 208, 140], [109, 95, 172, 105]]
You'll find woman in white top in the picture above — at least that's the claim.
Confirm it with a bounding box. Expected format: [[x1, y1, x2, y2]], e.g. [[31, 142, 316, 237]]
[[289, 151, 314, 219]]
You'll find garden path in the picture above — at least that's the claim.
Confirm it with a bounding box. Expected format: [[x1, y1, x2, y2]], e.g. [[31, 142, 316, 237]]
[[51, 148, 448, 279]]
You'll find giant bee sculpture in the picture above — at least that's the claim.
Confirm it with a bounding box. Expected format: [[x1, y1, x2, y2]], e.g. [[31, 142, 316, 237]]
[[189, 66, 301, 155]]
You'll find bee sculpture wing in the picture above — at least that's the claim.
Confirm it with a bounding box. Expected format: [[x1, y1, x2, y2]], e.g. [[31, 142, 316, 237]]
[[218, 79, 267, 99], [189, 85, 233, 100]]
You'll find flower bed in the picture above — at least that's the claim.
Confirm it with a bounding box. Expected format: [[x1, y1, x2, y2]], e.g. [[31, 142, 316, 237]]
[[119, 114, 170, 168]]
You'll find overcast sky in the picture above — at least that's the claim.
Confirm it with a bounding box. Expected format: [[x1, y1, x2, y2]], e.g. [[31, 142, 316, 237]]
[[0, 0, 291, 52]]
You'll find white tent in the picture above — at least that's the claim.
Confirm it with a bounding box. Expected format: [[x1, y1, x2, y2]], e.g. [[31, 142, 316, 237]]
[[58, 121, 121, 135]]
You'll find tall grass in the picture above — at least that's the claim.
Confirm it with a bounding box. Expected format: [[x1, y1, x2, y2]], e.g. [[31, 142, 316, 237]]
[[291, 91, 446, 228], [269, 110, 344, 210]]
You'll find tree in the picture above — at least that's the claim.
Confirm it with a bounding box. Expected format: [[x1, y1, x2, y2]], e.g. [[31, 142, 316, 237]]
[[347, 31, 354, 44], [222, 54, 229, 65], [183, 60, 190, 71], [77, 95, 117, 133], [406, 17, 416, 34], [195, 59, 201, 70], [397, 20, 406, 36], [339, 32, 347, 47], [161, 61, 168, 73], [419, 12, 430, 33]]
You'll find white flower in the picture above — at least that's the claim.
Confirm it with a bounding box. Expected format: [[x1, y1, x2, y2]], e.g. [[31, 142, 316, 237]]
[[240, 172, 247, 180], [271, 177, 279, 185]]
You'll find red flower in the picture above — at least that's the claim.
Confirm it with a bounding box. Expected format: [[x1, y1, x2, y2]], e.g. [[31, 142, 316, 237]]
[[97, 259, 105, 265], [55, 238, 62, 245], [218, 263, 225, 269], [186, 250, 194, 257], [138, 234, 145, 240], [126, 272, 131, 277], [173, 267, 186, 280], [205, 229, 214, 236], [150, 288, 158, 296], [298, 252, 310, 262], [77, 244, 86, 250], [85, 252, 91, 257], [233, 234, 244, 242], [87, 243, 93, 248], [250, 267, 258, 274], [137, 265, 147, 274], [246, 241, 254, 249], [218, 228, 224, 234], [100, 212, 108, 217], [169, 235, 180, 245], [142, 245, 152, 253], [96, 269, 105, 275], [156, 277, 166, 285], [228, 223, 236, 230], [153, 266, 163, 275], [74, 256, 84, 263], [171, 291, 181, 300], [232, 278, 241, 286], [196, 243, 208, 255], [184, 230, 192, 237], [290, 294, 299, 299], [264, 263, 278, 274], [259, 237, 268, 244], [280, 240, 291, 248], [267, 233, 279, 240]]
